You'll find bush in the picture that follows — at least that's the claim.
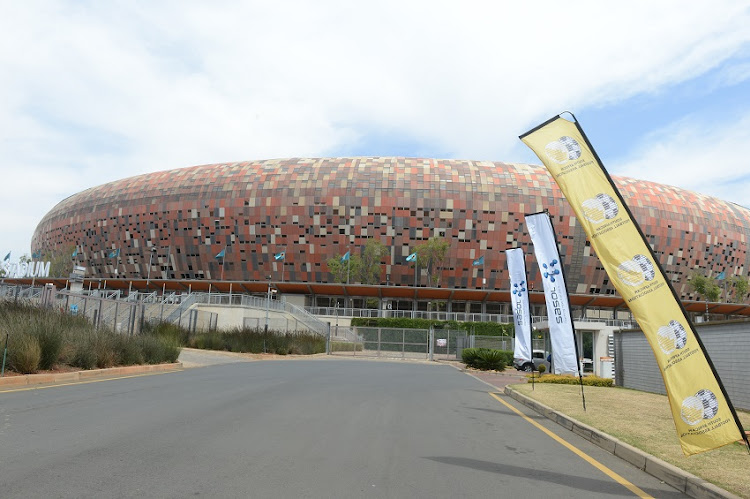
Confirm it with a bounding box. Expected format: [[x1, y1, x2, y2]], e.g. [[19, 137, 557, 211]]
[[529, 374, 614, 387], [33, 319, 65, 370], [144, 321, 191, 345], [117, 336, 145, 365], [461, 347, 481, 366], [9, 334, 42, 374], [475, 349, 506, 371], [140, 335, 167, 364], [537, 364, 547, 374], [71, 341, 97, 370], [462, 348, 506, 371], [95, 334, 118, 369], [188, 328, 325, 355]]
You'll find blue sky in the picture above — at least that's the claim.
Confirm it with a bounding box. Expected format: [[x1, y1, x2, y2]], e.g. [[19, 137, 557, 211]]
[[1, 1, 749, 263]]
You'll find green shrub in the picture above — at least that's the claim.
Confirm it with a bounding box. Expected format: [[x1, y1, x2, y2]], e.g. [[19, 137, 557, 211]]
[[475, 349, 506, 371], [35, 321, 65, 370], [493, 349, 513, 367], [461, 347, 481, 366], [71, 341, 97, 370], [9, 334, 42, 374], [161, 340, 181, 363], [462, 348, 506, 371], [188, 328, 325, 355], [537, 364, 547, 374], [144, 321, 191, 345], [117, 336, 145, 365], [95, 334, 118, 369], [140, 335, 167, 364]]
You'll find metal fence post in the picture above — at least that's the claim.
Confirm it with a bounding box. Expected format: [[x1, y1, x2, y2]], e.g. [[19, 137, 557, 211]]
[[326, 322, 331, 355], [429, 325, 434, 361], [401, 328, 405, 359], [377, 327, 382, 357], [114, 302, 119, 333]]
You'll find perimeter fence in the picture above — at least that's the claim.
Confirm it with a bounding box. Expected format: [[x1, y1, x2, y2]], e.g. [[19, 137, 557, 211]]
[[331, 327, 466, 361]]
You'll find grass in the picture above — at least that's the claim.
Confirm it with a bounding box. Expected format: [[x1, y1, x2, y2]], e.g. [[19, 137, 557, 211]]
[[158, 324, 327, 355], [510, 383, 750, 498], [0, 300, 180, 374]]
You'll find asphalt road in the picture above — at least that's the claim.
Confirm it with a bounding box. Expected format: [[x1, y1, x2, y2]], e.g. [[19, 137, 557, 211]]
[[0, 358, 687, 498]]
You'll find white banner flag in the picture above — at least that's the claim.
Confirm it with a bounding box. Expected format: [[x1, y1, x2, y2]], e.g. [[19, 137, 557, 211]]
[[526, 212, 579, 374], [506, 248, 532, 366]]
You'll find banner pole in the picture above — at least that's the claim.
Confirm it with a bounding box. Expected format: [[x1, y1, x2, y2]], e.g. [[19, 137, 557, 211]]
[[545, 210, 586, 411]]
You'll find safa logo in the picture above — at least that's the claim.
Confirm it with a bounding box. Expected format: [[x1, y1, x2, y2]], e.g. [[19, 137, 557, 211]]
[[617, 254, 655, 287], [542, 260, 560, 283], [681, 389, 719, 426], [657, 320, 688, 355], [581, 193, 619, 224], [545, 136, 582, 164]]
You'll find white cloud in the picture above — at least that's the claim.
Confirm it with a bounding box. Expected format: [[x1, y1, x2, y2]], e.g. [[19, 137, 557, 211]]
[[612, 111, 750, 208], [1, 0, 750, 258]]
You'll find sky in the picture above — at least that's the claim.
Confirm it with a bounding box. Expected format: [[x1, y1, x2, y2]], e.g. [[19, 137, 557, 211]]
[[1, 1, 749, 261]]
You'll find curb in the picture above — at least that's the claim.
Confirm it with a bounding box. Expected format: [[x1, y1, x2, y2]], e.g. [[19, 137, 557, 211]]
[[503, 386, 740, 499], [0, 363, 183, 388]]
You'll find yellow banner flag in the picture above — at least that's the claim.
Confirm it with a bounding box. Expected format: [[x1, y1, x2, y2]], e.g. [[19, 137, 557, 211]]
[[520, 114, 746, 455]]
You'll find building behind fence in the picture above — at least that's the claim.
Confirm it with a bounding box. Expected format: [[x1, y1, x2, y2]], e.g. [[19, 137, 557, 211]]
[[614, 320, 750, 411]]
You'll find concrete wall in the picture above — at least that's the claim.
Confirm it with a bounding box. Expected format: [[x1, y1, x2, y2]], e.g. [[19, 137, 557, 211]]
[[614, 320, 750, 411], [195, 304, 288, 331]]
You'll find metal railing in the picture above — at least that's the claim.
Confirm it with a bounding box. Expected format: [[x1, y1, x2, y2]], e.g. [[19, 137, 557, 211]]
[[306, 306, 637, 328]]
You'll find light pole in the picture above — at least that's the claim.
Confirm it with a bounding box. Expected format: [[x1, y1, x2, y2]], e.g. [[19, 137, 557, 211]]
[[335, 300, 339, 338], [265, 275, 272, 334], [146, 247, 156, 288]]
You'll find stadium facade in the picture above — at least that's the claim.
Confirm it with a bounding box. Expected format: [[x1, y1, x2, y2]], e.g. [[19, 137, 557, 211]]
[[31, 157, 750, 312]]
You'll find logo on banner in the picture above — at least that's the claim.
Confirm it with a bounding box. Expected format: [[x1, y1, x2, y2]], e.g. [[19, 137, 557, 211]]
[[542, 259, 561, 282], [617, 254, 655, 286], [512, 280, 527, 326], [581, 193, 619, 224], [681, 389, 719, 425], [657, 320, 688, 355], [512, 280, 527, 296], [545, 136, 582, 164]]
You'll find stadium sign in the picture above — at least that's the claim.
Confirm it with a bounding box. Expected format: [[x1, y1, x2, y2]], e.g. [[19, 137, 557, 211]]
[[2, 260, 51, 278]]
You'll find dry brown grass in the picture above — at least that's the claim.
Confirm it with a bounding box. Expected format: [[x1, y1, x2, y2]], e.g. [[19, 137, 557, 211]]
[[511, 383, 750, 498]]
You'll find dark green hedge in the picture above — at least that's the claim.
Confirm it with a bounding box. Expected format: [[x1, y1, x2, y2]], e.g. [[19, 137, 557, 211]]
[[351, 317, 512, 336], [461, 348, 509, 371]]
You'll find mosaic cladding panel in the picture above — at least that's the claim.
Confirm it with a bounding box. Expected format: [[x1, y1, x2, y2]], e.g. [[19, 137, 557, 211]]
[[32, 157, 750, 299]]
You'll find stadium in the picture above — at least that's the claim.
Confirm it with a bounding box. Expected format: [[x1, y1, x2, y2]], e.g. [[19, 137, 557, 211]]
[[30, 157, 750, 320]]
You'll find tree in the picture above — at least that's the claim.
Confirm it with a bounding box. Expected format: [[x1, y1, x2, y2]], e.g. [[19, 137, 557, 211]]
[[687, 272, 721, 302], [414, 237, 449, 286], [327, 255, 350, 283], [46, 245, 77, 278], [730, 275, 749, 303], [357, 240, 388, 285], [327, 240, 389, 285], [688, 272, 721, 319]]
